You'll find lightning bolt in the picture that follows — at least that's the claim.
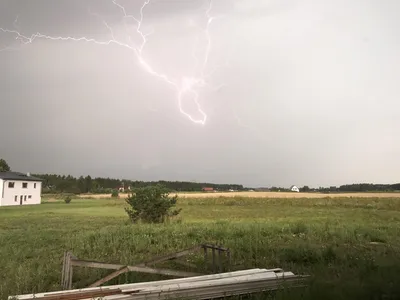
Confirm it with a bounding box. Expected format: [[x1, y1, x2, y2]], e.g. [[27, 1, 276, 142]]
[[0, 0, 221, 125]]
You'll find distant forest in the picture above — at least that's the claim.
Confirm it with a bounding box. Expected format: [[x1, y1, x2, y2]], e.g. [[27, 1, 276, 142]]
[[32, 174, 245, 194], [320, 183, 400, 193], [32, 173, 400, 194], [2, 159, 398, 194], [274, 184, 400, 193]]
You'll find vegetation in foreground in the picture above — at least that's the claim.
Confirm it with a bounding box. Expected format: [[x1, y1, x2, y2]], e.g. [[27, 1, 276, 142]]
[[0, 196, 400, 299]]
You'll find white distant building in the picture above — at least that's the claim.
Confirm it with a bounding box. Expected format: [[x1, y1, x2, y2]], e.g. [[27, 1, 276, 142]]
[[290, 185, 300, 192], [0, 172, 43, 206]]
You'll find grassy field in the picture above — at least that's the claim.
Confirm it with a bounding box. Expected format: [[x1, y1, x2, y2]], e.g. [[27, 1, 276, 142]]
[[1, 196, 400, 299]]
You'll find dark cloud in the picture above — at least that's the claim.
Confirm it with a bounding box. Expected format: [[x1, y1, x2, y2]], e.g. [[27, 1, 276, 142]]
[[0, 0, 399, 187]]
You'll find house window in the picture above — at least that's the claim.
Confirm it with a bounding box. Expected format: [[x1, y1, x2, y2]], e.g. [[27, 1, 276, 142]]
[[14, 195, 17, 202], [28, 195, 32, 199], [8, 182, 15, 188], [34, 183, 37, 188], [22, 182, 28, 188], [24, 195, 27, 202], [20, 195, 23, 202]]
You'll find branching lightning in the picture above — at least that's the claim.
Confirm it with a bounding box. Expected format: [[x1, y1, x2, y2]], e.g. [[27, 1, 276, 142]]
[[0, 0, 222, 125]]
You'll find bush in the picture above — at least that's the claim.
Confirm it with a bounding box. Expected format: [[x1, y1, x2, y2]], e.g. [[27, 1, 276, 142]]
[[111, 190, 119, 198], [125, 184, 181, 223], [64, 196, 72, 204]]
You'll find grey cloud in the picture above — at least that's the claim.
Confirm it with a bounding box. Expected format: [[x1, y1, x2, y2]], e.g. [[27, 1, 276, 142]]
[[0, 0, 399, 187]]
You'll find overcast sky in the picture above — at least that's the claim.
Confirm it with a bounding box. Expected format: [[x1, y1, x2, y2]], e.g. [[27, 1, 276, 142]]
[[0, 0, 399, 188]]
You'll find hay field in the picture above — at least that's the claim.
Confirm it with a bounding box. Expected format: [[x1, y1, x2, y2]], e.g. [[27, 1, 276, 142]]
[[78, 191, 400, 199]]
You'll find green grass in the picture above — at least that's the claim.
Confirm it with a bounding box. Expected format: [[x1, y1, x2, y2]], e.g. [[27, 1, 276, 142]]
[[1, 196, 400, 299]]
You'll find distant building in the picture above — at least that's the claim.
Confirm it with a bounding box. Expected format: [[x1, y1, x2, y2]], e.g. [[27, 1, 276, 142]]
[[0, 172, 43, 206], [202, 187, 214, 192], [290, 185, 300, 192], [117, 184, 131, 193]]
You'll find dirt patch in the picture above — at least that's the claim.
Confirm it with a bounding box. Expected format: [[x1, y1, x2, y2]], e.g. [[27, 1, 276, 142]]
[[78, 191, 400, 199]]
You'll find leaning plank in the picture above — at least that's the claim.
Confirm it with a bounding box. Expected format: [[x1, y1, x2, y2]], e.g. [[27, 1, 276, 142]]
[[70, 259, 200, 277], [88, 266, 130, 288], [201, 244, 229, 252], [87, 245, 203, 288], [173, 258, 197, 269], [140, 245, 202, 266]]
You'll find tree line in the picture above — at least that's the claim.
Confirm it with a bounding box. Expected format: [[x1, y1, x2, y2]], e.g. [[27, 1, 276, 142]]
[[323, 183, 400, 193], [33, 173, 245, 194], [1, 158, 399, 194]]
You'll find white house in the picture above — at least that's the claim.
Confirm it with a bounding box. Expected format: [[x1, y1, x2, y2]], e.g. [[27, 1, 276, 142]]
[[290, 185, 300, 192], [0, 172, 43, 206]]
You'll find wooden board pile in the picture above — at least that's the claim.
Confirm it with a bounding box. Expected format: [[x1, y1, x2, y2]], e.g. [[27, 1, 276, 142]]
[[10, 268, 308, 300]]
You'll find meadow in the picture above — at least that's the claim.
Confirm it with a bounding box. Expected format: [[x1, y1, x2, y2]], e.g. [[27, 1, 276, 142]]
[[1, 195, 400, 299]]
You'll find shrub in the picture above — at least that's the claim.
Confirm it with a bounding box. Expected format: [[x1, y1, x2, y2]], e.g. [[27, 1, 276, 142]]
[[111, 190, 119, 198], [125, 184, 181, 223], [64, 196, 72, 204]]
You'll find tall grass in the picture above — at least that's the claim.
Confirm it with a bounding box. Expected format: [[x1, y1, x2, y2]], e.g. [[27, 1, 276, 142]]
[[0, 197, 400, 299]]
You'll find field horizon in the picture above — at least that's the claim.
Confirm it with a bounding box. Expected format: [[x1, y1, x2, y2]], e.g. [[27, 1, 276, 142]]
[[77, 191, 400, 199]]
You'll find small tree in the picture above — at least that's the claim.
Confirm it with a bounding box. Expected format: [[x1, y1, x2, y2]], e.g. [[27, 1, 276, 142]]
[[0, 159, 11, 172], [64, 196, 72, 204], [125, 184, 181, 223], [300, 185, 310, 192], [111, 190, 119, 198]]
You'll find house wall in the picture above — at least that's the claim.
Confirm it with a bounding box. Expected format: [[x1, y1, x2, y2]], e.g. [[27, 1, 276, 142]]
[[0, 179, 3, 202], [0, 180, 42, 206], [291, 186, 300, 192]]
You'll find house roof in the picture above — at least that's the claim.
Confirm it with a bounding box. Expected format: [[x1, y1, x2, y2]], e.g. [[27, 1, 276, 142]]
[[0, 172, 43, 182]]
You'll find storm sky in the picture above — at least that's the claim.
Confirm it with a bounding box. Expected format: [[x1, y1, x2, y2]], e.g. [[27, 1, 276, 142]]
[[0, 0, 399, 188]]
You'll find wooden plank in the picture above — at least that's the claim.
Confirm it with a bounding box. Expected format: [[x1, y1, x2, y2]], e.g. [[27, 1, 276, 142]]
[[120, 269, 280, 293], [126, 266, 200, 278], [218, 249, 222, 273], [104, 280, 307, 300], [68, 264, 73, 290], [173, 259, 197, 269], [20, 288, 122, 300], [60, 252, 67, 289], [10, 269, 272, 300], [88, 266, 130, 288], [120, 282, 306, 300], [62, 253, 72, 290], [125, 272, 290, 294], [116, 273, 308, 300], [141, 245, 201, 266], [83, 246, 202, 288], [201, 244, 229, 251], [212, 248, 216, 273], [141, 281, 306, 300], [227, 249, 231, 271], [13, 270, 266, 299], [63, 244, 225, 291], [70, 259, 122, 270], [70, 259, 200, 278]]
